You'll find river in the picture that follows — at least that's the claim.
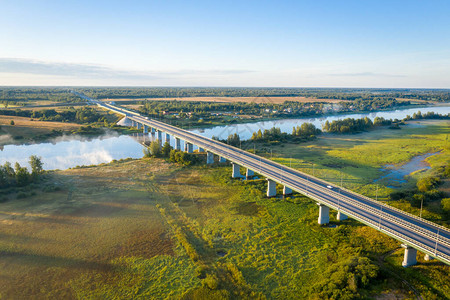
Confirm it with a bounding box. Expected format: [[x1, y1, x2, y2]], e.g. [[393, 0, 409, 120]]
[[191, 105, 450, 140]]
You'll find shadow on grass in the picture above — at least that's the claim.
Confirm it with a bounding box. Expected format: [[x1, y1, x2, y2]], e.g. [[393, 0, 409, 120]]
[[0, 249, 120, 272], [0, 232, 52, 243]]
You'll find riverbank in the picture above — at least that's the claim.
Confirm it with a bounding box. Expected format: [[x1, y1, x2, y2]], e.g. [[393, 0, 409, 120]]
[[140, 102, 435, 130], [0, 114, 141, 147]]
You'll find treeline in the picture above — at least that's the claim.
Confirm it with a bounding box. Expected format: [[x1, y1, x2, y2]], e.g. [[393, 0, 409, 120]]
[[215, 123, 321, 147], [2, 87, 448, 104], [0, 156, 44, 189], [0, 88, 81, 103], [339, 98, 408, 111], [137, 98, 409, 123], [143, 140, 201, 165], [250, 123, 321, 144], [323, 111, 450, 134], [139, 99, 330, 117], [405, 110, 450, 120], [0, 107, 115, 124], [75, 87, 450, 102], [323, 117, 374, 133]]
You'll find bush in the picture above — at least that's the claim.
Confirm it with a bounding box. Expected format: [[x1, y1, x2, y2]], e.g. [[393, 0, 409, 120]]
[[310, 256, 378, 299], [144, 140, 162, 157], [442, 198, 450, 214], [417, 176, 440, 192], [16, 191, 28, 199], [169, 150, 201, 166], [202, 274, 219, 290]]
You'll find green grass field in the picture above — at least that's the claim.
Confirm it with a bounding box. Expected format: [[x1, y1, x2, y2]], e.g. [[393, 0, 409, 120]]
[[267, 120, 450, 223]]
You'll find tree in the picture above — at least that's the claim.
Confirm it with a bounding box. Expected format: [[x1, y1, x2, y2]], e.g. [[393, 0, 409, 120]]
[[148, 140, 162, 157], [29, 155, 44, 180], [10, 120, 14, 125], [442, 198, 450, 215], [417, 177, 440, 192], [14, 162, 30, 187], [161, 141, 172, 157], [227, 133, 240, 146], [3, 162, 15, 186], [0, 166, 7, 188]]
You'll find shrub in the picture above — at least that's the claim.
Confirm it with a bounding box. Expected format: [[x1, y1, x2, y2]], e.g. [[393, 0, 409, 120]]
[[417, 176, 440, 192], [310, 256, 378, 299], [16, 191, 28, 199], [202, 274, 219, 290], [442, 198, 450, 214]]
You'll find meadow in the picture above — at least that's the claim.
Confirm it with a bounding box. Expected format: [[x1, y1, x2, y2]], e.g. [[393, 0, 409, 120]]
[[266, 120, 450, 223]]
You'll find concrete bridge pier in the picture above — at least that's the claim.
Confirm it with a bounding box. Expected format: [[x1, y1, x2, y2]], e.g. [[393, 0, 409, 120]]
[[401, 244, 417, 267], [157, 130, 162, 142], [131, 120, 136, 127], [267, 179, 276, 197], [136, 123, 142, 129], [151, 127, 156, 133], [219, 156, 226, 163], [175, 138, 181, 150], [232, 163, 241, 178], [246, 168, 254, 179], [206, 152, 214, 164], [143, 125, 148, 133], [283, 186, 292, 195], [165, 133, 170, 143], [317, 203, 330, 225], [424, 254, 434, 261], [186, 142, 193, 153], [336, 211, 348, 221]]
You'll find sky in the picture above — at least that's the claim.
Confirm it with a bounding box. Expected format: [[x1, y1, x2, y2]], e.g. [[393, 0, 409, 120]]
[[1, 0, 450, 88]]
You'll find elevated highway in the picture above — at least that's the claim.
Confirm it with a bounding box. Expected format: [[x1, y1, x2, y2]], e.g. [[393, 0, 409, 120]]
[[73, 91, 450, 267]]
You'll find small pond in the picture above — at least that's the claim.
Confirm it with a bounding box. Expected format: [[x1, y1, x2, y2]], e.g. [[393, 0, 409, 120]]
[[374, 152, 439, 188]]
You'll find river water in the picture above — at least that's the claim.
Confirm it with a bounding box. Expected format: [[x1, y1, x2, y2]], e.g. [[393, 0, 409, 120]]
[[0, 134, 144, 170], [191, 105, 450, 140], [0, 105, 448, 170], [374, 152, 439, 188]]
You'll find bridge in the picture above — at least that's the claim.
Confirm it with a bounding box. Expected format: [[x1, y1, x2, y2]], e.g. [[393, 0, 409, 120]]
[[73, 91, 450, 267]]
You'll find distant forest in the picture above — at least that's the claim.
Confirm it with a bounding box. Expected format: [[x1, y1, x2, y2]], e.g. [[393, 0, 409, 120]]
[[1, 87, 449, 103], [78, 87, 450, 102]]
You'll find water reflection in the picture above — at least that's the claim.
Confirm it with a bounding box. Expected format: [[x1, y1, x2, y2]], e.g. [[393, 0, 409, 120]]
[[0, 134, 144, 170], [374, 152, 439, 188]]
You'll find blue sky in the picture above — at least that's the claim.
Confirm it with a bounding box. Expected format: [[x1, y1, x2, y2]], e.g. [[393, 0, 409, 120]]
[[1, 0, 449, 87]]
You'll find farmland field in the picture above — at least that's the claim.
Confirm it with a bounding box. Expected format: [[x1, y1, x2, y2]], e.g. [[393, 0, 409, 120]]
[[99, 96, 349, 104]]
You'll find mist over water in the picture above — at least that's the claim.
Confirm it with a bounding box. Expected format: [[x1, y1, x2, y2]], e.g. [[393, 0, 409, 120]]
[[0, 134, 144, 170]]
